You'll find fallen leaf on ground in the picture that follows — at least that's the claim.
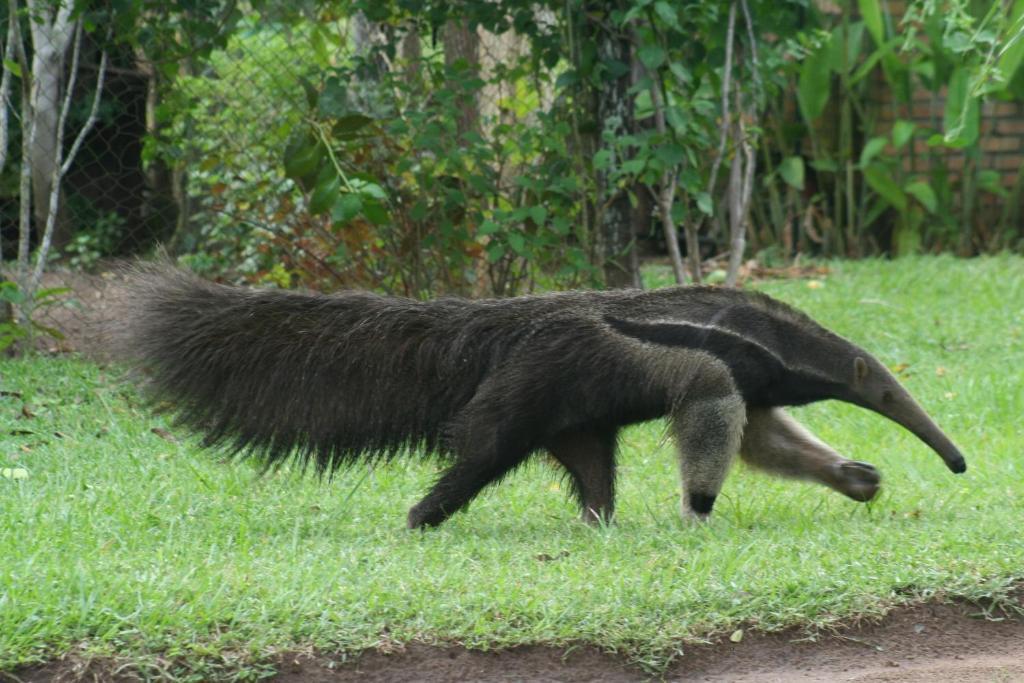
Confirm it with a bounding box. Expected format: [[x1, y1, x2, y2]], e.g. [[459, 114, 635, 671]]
[[151, 427, 178, 442]]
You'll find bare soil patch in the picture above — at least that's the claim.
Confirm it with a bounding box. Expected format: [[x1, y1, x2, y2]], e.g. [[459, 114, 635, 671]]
[[6, 597, 1022, 682]]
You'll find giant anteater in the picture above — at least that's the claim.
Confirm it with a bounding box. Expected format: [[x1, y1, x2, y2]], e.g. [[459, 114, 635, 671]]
[[118, 266, 966, 529]]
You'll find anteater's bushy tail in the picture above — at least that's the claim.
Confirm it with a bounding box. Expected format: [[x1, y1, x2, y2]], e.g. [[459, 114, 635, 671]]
[[117, 265, 492, 472]]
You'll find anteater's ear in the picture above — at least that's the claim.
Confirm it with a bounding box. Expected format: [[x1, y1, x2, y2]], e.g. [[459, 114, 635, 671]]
[[853, 357, 870, 386]]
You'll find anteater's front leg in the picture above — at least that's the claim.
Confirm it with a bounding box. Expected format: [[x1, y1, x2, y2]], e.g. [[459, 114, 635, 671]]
[[672, 390, 747, 520], [546, 428, 618, 524], [739, 408, 881, 502]]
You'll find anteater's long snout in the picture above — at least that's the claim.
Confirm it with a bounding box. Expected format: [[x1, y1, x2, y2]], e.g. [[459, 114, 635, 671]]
[[884, 385, 967, 474]]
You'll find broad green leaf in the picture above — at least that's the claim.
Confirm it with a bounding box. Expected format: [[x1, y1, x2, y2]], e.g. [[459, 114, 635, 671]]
[[943, 68, 980, 147], [859, 136, 888, 168], [331, 194, 363, 223], [696, 191, 713, 216], [904, 180, 937, 213], [859, 0, 884, 45], [850, 37, 901, 85], [34, 287, 72, 303], [478, 220, 501, 237], [507, 231, 527, 256], [654, 1, 682, 31], [308, 168, 341, 215], [828, 22, 866, 73], [656, 143, 686, 167], [798, 45, 832, 123], [778, 156, 805, 191], [0, 282, 25, 305], [892, 120, 915, 149], [638, 45, 667, 70], [30, 321, 65, 340], [2, 59, 22, 78], [863, 164, 907, 211], [978, 170, 1009, 197], [810, 158, 839, 173], [332, 114, 374, 139], [362, 199, 389, 226], [996, 1, 1024, 89], [283, 133, 322, 183]]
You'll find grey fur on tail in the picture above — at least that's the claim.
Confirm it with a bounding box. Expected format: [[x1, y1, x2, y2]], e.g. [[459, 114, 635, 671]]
[[119, 264, 966, 528]]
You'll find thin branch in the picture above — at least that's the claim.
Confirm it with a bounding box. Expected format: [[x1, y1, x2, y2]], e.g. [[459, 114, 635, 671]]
[[739, 0, 761, 98], [645, 72, 687, 284], [30, 22, 108, 290], [708, 0, 737, 200], [0, 13, 17, 175]]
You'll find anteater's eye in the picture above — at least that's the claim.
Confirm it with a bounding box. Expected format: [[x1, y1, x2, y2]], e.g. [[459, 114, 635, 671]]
[[882, 390, 895, 403]]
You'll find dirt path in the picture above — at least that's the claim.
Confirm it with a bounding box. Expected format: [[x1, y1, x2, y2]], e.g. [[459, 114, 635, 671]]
[[269, 599, 1024, 682]]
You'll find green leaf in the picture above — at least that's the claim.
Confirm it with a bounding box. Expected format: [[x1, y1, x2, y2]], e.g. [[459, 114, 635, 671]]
[[0, 282, 25, 305], [943, 68, 980, 147], [638, 44, 666, 70], [892, 120, 915, 149], [528, 206, 547, 225], [859, 0, 884, 45], [798, 45, 832, 123], [859, 136, 888, 168], [654, 1, 682, 31], [593, 149, 612, 171], [331, 194, 363, 223], [283, 132, 322, 183], [409, 200, 429, 222], [863, 164, 907, 211], [827, 22, 866, 74], [362, 199, 389, 226], [996, 0, 1024, 89], [904, 180, 937, 213], [486, 241, 506, 263], [696, 191, 713, 216], [778, 156, 805, 190], [34, 287, 71, 303], [850, 37, 901, 85], [977, 169, 1009, 198], [2, 59, 22, 78], [507, 231, 527, 256], [308, 168, 341, 216], [478, 220, 501, 237], [656, 143, 686, 167], [810, 158, 839, 173], [332, 114, 374, 139]]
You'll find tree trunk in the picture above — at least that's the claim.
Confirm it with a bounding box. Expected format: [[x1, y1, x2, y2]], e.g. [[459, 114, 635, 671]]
[[442, 17, 480, 141], [26, 0, 75, 251], [592, 2, 637, 289]]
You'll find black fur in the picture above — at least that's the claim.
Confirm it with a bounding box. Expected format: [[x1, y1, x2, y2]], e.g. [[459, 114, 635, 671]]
[[117, 265, 926, 527]]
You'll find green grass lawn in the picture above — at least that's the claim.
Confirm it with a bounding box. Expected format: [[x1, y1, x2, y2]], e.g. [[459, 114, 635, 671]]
[[2, 255, 1023, 679]]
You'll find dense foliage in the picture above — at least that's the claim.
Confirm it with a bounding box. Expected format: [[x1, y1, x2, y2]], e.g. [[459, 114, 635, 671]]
[[3, 0, 1023, 296]]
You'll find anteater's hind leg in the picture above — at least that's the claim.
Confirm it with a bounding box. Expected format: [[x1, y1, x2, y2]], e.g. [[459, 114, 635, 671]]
[[546, 428, 618, 524], [406, 448, 531, 529], [407, 390, 536, 529], [672, 392, 747, 520], [739, 408, 881, 502]]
